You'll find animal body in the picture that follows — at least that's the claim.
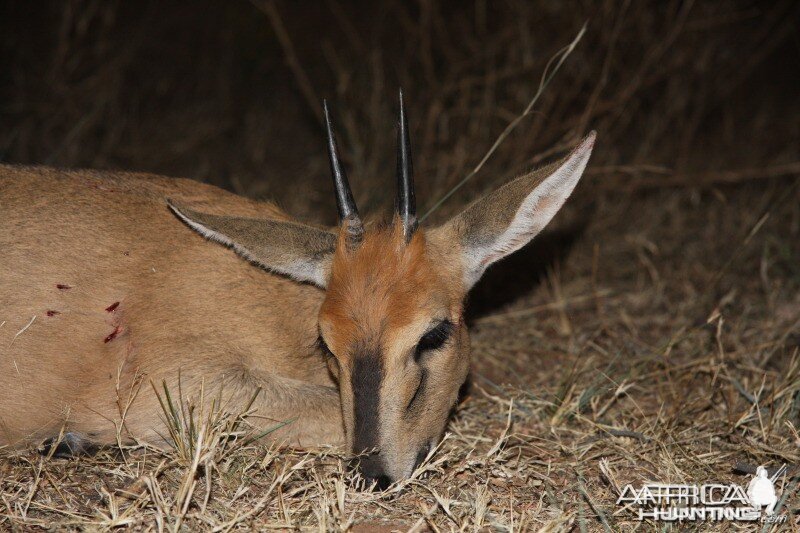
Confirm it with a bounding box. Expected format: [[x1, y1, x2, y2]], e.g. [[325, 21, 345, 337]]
[[0, 93, 594, 485]]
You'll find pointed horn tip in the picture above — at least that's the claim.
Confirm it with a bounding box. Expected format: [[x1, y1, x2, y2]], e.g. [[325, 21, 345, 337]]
[[323, 100, 331, 121], [399, 89, 407, 118]]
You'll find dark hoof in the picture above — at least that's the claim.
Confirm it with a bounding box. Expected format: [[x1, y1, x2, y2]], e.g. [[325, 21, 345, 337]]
[[39, 433, 97, 458]]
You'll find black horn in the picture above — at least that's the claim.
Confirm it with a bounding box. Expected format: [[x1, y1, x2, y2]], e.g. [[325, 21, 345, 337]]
[[324, 100, 363, 246], [396, 89, 417, 240]]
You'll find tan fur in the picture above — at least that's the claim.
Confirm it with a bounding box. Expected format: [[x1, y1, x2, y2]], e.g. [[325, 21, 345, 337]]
[[0, 165, 342, 447], [0, 133, 593, 482]]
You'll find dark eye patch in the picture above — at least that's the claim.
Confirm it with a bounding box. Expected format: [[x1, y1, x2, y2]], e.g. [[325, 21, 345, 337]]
[[414, 320, 453, 360]]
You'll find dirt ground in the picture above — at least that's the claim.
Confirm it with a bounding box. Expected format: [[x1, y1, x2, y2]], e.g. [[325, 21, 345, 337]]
[[1, 1, 799, 530]]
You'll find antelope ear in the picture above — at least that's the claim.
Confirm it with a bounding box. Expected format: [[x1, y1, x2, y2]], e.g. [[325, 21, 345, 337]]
[[435, 132, 595, 289], [168, 201, 336, 288]]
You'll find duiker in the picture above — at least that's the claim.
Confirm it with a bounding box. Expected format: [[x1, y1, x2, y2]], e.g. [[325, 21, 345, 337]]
[[0, 93, 594, 486]]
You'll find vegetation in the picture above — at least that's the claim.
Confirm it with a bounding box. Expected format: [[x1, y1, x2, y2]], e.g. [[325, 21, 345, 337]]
[[1, 1, 798, 529]]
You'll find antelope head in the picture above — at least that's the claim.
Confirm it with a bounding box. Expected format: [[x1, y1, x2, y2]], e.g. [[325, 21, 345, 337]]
[[171, 92, 595, 487]]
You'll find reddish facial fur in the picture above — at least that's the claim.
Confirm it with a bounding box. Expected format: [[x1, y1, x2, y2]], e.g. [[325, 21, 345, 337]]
[[318, 218, 471, 481], [320, 223, 442, 360]]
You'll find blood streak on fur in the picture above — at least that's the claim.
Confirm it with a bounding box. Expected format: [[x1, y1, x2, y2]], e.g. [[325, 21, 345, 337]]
[[105, 302, 120, 313], [46, 310, 60, 317], [104, 325, 122, 343], [56, 284, 71, 290]]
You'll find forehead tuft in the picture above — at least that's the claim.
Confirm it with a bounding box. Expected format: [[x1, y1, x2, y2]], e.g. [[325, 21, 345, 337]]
[[321, 222, 439, 342]]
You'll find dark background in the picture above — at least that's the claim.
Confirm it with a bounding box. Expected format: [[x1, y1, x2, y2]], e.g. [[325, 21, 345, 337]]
[[1, 1, 798, 328], [2, 1, 798, 222], [1, 4, 799, 528]]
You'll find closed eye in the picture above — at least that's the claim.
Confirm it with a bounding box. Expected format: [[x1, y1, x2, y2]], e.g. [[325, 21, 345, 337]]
[[407, 368, 427, 410], [414, 320, 453, 360]]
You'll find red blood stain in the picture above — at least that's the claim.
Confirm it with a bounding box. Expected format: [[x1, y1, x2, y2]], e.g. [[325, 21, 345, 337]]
[[106, 302, 120, 313], [56, 284, 72, 290], [104, 326, 122, 343], [46, 310, 60, 317]]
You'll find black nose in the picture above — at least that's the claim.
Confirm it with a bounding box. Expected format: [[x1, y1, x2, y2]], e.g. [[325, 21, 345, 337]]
[[351, 454, 392, 491]]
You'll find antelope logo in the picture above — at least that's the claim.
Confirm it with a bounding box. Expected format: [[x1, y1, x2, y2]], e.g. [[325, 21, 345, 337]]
[[747, 466, 778, 515], [0, 91, 594, 487]]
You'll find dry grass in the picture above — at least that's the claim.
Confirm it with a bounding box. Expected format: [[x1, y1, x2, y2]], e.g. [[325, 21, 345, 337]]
[[1, 0, 799, 530]]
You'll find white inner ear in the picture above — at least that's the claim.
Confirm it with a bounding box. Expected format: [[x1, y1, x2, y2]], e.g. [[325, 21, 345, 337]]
[[169, 204, 330, 288], [465, 134, 594, 288]]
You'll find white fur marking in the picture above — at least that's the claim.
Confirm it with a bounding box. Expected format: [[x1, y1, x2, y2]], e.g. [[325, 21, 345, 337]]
[[169, 204, 328, 287], [464, 133, 595, 288]]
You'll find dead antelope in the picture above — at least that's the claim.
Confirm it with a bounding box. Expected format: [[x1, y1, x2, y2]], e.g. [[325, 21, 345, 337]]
[[0, 92, 594, 486]]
